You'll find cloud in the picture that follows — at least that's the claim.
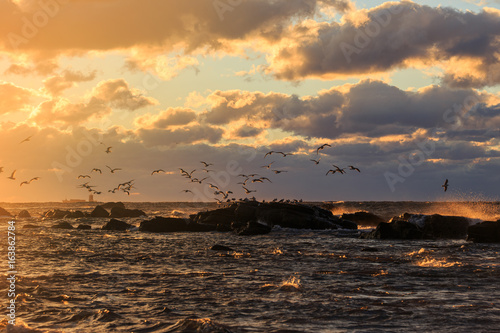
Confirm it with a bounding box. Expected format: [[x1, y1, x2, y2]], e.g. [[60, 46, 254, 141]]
[[91, 79, 158, 111], [4, 60, 59, 76], [43, 69, 97, 96], [137, 125, 224, 148], [265, 2, 500, 86], [0, 82, 36, 115], [135, 108, 197, 129]]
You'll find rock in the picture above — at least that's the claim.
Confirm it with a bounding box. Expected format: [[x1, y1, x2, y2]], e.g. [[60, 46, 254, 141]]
[[43, 209, 69, 219], [77, 224, 92, 230], [467, 221, 500, 243], [233, 220, 272, 236], [51, 221, 74, 229], [110, 207, 146, 218], [139, 217, 188, 232], [361, 220, 422, 240], [0, 207, 12, 217], [90, 205, 109, 218], [341, 211, 385, 226], [102, 219, 132, 231], [390, 213, 470, 239], [337, 219, 358, 230], [210, 244, 234, 251], [100, 202, 126, 210], [17, 210, 31, 218], [66, 210, 85, 218], [187, 222, 217, 232]]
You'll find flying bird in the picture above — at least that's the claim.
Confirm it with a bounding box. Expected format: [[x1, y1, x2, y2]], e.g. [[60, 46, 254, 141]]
[[332, 165, 345, 174], [91, 168, 102, 174], [316, 143, 331, 154], [19, 135, 32, 144], [276, 151, 293, 157], [208, 183, 220, 190], [181, 189, 193, 194], [264, 151, 274, 158], [202, 168, 214, 173], [261, 162, 274, 169], [200, 161, 213, 167], [105, 147, 112, 154], [310, 158, 321, 165], [19, 181, 29, 187], [272, 170, 287, 174], [442, 179, 449, 192], [77, 175, 91, 179], [326, 169, 338, 176], [7, 170, 16, 180], [106, 165, 122, 173], [151, 169, 165, 175], [348, 165, 361, 172], [242, 186, 257, 194]]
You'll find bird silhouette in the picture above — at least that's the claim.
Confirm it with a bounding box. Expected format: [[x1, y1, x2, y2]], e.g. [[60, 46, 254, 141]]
[[105, 146, 112, 154], [310, 158, 321, 165], [151, 169, 165, 175], [442, 179, 449, 192], [326, 169, 338, 176], [200, 161, 213, 167], [348, 165, 360, 172], [316, 143, 331, 154], [19, 181, 29, 187], [272, 170, 287, 174], [276, 151, 293, 157], [181, 189, 193, 194], [264, 151, 274, 158], [332, 165, 345, 174], [91, 168, 102, 174], [242, 186, 257, 194], [77, 175, 91, 179], [19, 135, 32, 144], [7, 170, 16, 180], [106, 165, 121, 173], [261, 162, 274, 169]]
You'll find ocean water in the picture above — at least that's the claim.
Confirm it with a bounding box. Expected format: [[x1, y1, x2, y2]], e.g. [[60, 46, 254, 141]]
[[1, 201, 500, 333]]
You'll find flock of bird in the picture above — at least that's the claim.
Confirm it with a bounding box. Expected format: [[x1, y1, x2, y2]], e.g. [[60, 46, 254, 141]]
[[3, 136, 451, 199], [175, 144, 364, 203]]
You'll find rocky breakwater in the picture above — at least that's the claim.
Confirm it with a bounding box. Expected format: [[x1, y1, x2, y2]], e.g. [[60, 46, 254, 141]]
[[361, 213, 474, 240], [139, 201, 357, 236]]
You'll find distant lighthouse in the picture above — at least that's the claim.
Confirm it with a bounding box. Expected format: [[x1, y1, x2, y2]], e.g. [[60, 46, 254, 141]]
[[89, 194, 94, 202]]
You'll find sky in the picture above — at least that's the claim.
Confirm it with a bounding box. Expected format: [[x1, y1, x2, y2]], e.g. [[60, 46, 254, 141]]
[[0, 0, 499, 203]]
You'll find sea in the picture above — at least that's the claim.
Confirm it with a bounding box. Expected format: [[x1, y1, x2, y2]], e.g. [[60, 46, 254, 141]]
[[1, 201, 499, 333]]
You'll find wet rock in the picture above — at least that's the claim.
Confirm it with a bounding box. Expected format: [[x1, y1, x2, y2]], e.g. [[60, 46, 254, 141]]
[[102, 219, 132, 231], [467, 221, 500, 243], [17, 210, 31, 218], [233, 220, 272, 236], [51, 221, 74, 229], [100, 202, 126, 210], [66, 210, 85, 218], [43, 209, 69, 219], [361, 220, 422, 240], [110, 207, 146, 218], [0, 207, 12, 216], [337, 219, 358, 230], [341, 211, 385, 227], [390, 213, 470, 239], [187, 222, 217, 232], [139, 216, 188, 232], [90, 205, 109, 218], [210, 244, 234, 251], [77, 224, 92, 230]]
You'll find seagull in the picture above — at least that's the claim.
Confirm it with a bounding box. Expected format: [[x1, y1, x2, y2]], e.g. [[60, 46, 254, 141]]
[[105, 146, 112, 154], [272, 170, 288, 174], [7, 170, 16, 180], [20, 181, 29, 187], [332, 165, 345, 174], [261, 162, 274, 169], [181, 189, 193, 194], [310, 158, 321, 165], [179, 169, 196, 178], [19, 135, 33, 144], [254, 177, 272, 183], [91, 168, 102, 174], [208, 183, 220, 190], [237, 178, 250, 186], [276, 151, 293, 157], [348, 165, 361, 172], [202, 168, 214, 173], [106, 165, 121, 173], [242, 186, 256, 194], [200, 161, 213, 167], [326, 169, 338, 176], [264, 151, 274, 158], [151, 169, 165, 175], [316, 143, 331, 154], [77, 175, 91, 179], [191, 177, 208, 184], [29, 177, 40, 183], [442, 179, 449, 192]]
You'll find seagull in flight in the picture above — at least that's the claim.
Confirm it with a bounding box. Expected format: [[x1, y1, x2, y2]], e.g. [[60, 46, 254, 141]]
[[105, 146, 112, 154], [181, 189, 193, 194], [200, 161, 213, 167], [7, 170, 16, 180], [77, 175, 91, 179], [326, 169, 338, 176], [348, 165, 361, 172], [151, 169, 165, 175], [20, 181, 29, 187], [332, 165, 345, 174], [91, 168, 102, 174], [316, 143, 331, 154], [19, 135, 33, 144], [242, 186, 257, 194], [261, 162, 275, 169], [106, 165, 122, 173], [264, 151, 274, 158], [272, 170, 288, 174], [442, 179, 449, 192], [310, 158, 321, 165], [276, 151, 293, 157]]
